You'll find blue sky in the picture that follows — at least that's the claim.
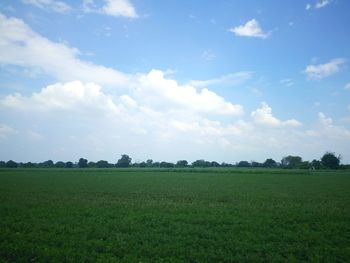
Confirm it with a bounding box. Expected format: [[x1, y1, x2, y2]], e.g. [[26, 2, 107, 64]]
[[0, 0, 349, 163]]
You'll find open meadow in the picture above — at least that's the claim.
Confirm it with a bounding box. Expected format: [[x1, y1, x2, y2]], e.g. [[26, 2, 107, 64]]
[[1, 168, 350, 262]]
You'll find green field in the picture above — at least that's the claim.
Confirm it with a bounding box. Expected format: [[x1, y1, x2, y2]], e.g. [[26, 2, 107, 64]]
[[0, 169, 350, 262]]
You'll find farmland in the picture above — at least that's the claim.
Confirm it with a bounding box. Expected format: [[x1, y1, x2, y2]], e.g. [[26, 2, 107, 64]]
[[0, 168, 350, 262]]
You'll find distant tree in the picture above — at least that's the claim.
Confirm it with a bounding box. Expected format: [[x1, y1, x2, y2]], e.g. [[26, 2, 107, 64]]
[[299, 161, 311, 169], [0, 161, 5, 168], [40, 160, 54, 168], [192, 160, 211, 167], [311, 159, 322, 170], [116, 154, 132, 168], [281, 156, 302, 169], [78, 158, 88, 168], [65, 161, 73, 168], [153, 162, 160, 168], [321, 152, 341, 169], [263, 158, 278, 168], [6, 160, 18, 168], [210, 161, 220, 167], [55, 161, 66, 168], [160, 161, 174, 168], [237, 161, 251, 167], [251, 161, 262, 168], [20, 162, 35, 168], [221, 162, 233, 167], [138, 162, 147, 168], [88, 161, 96, 168], [176, 160, 188, 168], [96, 160, 109, 168], [146, 159, 153, 167]]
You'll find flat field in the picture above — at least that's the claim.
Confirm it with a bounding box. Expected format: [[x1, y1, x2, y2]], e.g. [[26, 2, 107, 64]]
[[0, 168, 349, 262]]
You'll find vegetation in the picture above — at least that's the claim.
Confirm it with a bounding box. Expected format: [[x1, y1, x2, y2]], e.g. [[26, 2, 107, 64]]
[[0, 152, 347, 170], [0, 168, 349, 262]]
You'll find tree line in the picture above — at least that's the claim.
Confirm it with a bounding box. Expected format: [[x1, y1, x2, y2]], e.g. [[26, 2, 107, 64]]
[[0, 152, 347, 170]]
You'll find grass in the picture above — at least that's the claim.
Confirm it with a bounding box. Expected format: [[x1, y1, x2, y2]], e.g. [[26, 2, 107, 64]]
[[0, 168, 350, 262]]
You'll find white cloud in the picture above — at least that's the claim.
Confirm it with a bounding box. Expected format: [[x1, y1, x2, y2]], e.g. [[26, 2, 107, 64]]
[[345, 83, 350, 90], [1, 81, 121, 114], [83, 0, 138, 18], [22, 0, 71, 13], [304, 58, 346, 80], [0, 13, 130, 86], [315, 0, 331, 9], [189, 72, 252, 88], [136, 70, 244, 116], [317, 112, 350, 138], [280, 78, 293, 87], [306, 0, 333, 10], [229, 19, 269, 39], [0, 124, 16, 140], [251, 102, 301, 127], [201, 49, 216, 61]]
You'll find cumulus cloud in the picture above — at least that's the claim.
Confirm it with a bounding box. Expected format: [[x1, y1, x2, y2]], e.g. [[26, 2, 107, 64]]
[[229, 19, 269, 39], [135, 70, 244, 116], [251, 102, 302, 127], [22, 0, 71, 13], [1, 81, 121, 114], [317, 112, 350, 138], [83, 0, 138, 18], [304, 58, 346, 80], [0, 13, 130, 86]]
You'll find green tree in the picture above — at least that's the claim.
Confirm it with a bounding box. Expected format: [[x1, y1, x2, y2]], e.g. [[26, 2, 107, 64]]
[[96, 160, 109, 168], [6, 160, 18, 168], [311, 159, 322, 169], [263, 158, 277, 168], [65, 161, 73, 168], [78, 158, 88, 168], [176, 160, 188, 168], [55, 161, 66, 168], [321, 152, 341, 169], [237, 161, 251, 167], [146, 159, 153, 167], [281, 156, 302, 168], [116, 154, 132, 168]]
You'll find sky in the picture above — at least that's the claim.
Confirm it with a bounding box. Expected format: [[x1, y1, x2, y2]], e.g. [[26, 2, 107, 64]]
[[0, 0, 349, 164]]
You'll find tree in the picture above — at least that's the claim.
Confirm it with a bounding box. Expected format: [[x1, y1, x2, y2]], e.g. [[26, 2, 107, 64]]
[[65, 161, 73, 168], [40, 160, 54, 168], [55, 161, 66, 168], [88, 161, 96, 168], [263, 158, 277, 168], [321, 152, 341, 169], [251, 161, 262, 168], [210, 161, 220, 167], [0, 161, 6, 168], [116, 154, 131, 168], [96, 160, 109, 168], [176, 160, 188, 168], [237, 161, 251, 167], [146, 159, 153, 167], [78, 158, 88, 168], [160, 161, 174, 168], [192, 160, 210, 167], [311, 159, 322, 169], [6, 160, 18, 168], [281, 155, 302, 168]]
